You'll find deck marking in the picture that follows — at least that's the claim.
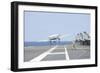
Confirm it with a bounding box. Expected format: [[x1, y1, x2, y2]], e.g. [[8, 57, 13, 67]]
[[64, 46, 70, 60], [30, 45, 58, 62]]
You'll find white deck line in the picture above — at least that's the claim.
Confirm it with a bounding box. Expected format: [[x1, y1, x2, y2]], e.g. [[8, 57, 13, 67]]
[[64, 46, 69, 60], [30, 45, 58, 62]]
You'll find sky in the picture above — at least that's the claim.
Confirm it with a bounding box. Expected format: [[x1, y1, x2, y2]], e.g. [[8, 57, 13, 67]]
[[24, 11, 90, 42]]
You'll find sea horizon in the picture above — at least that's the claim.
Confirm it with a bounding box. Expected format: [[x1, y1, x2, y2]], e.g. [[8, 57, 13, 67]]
[[24, 41, 72, 47]]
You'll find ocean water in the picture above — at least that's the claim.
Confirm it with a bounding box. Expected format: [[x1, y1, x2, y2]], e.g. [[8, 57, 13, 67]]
[[24, 41, 72, 47]]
